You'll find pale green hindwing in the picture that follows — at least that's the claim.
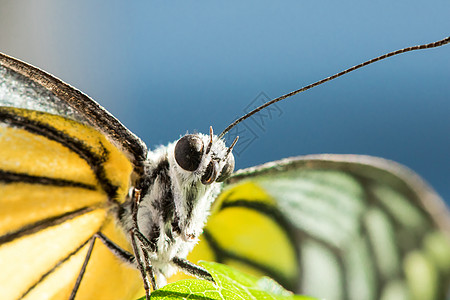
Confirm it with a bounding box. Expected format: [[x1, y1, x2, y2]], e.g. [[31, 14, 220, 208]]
[[193, 154, 450, 300]]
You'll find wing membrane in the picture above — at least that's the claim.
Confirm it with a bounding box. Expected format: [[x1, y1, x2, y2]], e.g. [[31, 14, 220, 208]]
[[187, 154, 450, 300], [0, 209, 105, 299], [0, 108, 140, 299]]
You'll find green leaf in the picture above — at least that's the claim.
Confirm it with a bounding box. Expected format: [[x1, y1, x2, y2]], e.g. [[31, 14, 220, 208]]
[[143, 262, 318, 300]]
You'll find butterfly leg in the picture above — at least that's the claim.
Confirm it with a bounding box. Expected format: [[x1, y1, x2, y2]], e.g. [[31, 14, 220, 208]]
[[69, 236, 96, 300], [131, 229, 153, 300], [97, 231, 157, 298], [95, 231, 135, 264], [171, 257, 214, 282], [140, 245, 157, 290], [128, 187, 158, 296], [132, 228, 158, 288], [70, 232, 140, 300], [131, 228, 158, 289]]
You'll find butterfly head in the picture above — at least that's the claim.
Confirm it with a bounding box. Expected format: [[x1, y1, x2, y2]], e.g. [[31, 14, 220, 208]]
[[140, 126, 238, 245], [173, 126, 237, 185]]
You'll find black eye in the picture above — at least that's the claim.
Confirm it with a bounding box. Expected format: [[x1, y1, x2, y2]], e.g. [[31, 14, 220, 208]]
[[216, 154, 235, 182], [174, 135, 204, 171], [201, 160, 219, 185]]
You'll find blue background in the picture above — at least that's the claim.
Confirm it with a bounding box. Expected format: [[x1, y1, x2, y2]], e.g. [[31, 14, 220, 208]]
[[1, 1, 449, 206]]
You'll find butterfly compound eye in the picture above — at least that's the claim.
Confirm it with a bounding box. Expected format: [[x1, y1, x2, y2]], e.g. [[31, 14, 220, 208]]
[[216, 154, 235, 182], [174, 135, 204, 171]]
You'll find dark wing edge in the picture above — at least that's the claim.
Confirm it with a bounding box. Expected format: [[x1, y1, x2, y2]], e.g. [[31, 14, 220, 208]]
[[228, 154, 450, 234], [0, 52, 147, 165]]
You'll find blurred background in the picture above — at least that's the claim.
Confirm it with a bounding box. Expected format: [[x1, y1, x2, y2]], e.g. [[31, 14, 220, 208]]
[[0, 1, 449, 205]]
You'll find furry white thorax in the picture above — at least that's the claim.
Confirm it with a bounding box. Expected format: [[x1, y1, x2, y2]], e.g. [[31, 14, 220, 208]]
[[135, 132, 229, 279]]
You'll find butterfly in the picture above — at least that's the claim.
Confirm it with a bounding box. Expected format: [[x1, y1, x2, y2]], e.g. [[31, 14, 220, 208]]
[[0, 37, 449, 300]]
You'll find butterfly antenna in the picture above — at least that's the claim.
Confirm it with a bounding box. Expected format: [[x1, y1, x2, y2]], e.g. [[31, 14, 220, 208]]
[[218, 36, 450, 139]]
